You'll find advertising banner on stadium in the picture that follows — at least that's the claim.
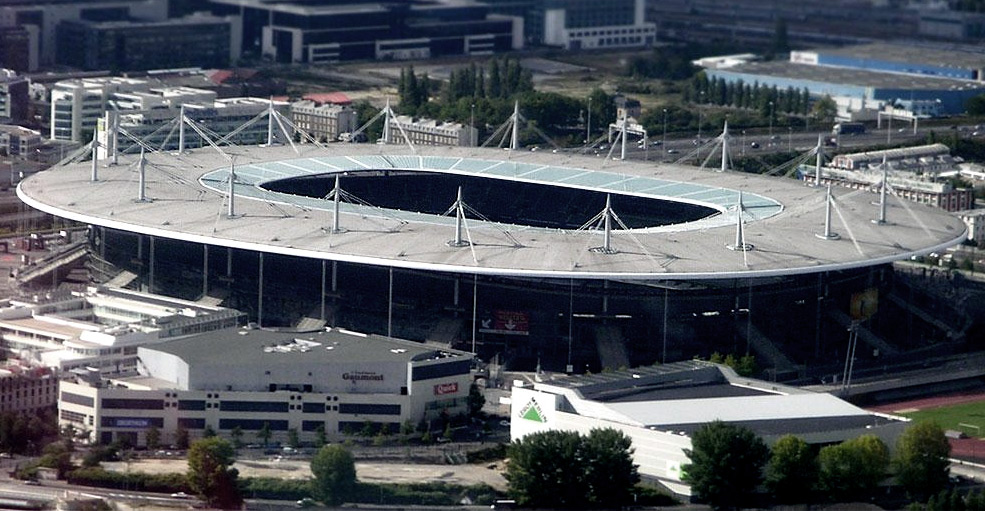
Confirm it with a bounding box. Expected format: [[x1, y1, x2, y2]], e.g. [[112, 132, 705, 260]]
[[479, 310, 530, 336]]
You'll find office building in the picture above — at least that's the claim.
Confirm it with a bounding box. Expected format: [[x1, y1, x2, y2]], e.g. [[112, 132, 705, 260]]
[[0, 0, 168, 68], [0, 125, 42, 159], [0, 364, 57, 414], [56, 14, 240, 72], [208, 0, 520, 63], [485, 0, 654, 49], [58, 327, 473, 447], [0, 72, 29, 123], [0, 25, 39, 73]]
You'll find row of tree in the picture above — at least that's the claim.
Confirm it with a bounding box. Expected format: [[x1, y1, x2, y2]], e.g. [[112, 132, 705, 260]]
[[398, 59, 535, 117], [685, 74, 813, 117], [684, 420, 951, 510]]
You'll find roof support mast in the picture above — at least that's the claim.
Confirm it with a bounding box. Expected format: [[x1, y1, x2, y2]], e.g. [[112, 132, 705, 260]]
[[620, 114, 627, 160], [510, 101, 519, 151], [266, 97, 275, 146], [873, 155, 888, 225], [178, 104, 186, 154], [90, 129, 98, 182], [449, 186, 470, 247], [727, 192, 753, 251], [720, 120, 729, 172], [331, 174, 343, 234], [815, 134, 824, 186], [137, 149, 147, 202], [227, 159, 236, 218], [816, 184, 839, 240]]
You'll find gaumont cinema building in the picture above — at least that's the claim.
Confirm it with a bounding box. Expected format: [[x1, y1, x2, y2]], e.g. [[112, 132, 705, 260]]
[[59, 326, 473, 446]]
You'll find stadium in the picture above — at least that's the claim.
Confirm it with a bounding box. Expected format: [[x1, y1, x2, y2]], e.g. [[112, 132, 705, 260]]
[[16, 140, 966, 380]]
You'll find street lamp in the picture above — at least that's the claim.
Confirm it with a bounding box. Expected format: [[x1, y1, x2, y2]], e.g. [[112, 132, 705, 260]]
[[697, 91, 705, 144], [470, 103, 476, 147], [586, 96, 592, 144], [788, 127, 793, 152], [742, 130, 746, 156], [662, 108, 668, 154]]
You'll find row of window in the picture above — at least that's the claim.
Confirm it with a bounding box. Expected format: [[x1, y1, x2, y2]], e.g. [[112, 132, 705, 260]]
[[569, 26, 653, 38]]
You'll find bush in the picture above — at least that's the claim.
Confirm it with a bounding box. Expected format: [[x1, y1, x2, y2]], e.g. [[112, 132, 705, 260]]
[[353, 481, 499, 506], [239, 477, 312, 500], [466, 443, 507, 463], [66, 467, 188, 493]]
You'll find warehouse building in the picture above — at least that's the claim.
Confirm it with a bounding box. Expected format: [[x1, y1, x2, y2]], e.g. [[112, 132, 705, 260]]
[[510, 361, 906, 497], [791, 42, 985, 83], [59, 327, 473, 447]]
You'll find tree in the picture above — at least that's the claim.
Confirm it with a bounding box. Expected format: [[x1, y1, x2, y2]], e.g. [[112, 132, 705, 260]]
[[257, 422, 272, 447], [468, 383, 486, 418], [145, 426, 161, 450], [818, 435, 889, 501], [203, 425, 217, 438], [230, 426, 243, 449], [505, 430, 587, 508], [682, 421, 769, 510], [894, 422, 951, 499], [187, 437, 242, 509], [765, 435, 817, 503], [582, 428, 640, 506], [505, 428, 638, 509], [175, 425, 190, 450], [310, 444, 357, 505], [812, 95, 837, 124], [315, 424, 327, 448], [39, 442, 73, 478], [288, 428, 300, 449]]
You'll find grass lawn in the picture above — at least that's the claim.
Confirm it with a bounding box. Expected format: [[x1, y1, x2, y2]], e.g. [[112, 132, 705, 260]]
[[899, 401, 985, 438]]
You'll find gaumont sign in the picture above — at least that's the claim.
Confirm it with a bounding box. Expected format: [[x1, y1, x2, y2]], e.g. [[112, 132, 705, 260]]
[[342, 371, 384, 382], [434, 382, 459, 395]]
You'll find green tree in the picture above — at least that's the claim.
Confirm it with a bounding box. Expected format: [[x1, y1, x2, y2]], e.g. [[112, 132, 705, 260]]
[[288, 428, 300, 449], [39, 442, 73, 478], [187, 437, 242, 509], [894, 422, 951, 499], [145, 426, 161, 450], [310, 444, 357, 505], [315, 424, 327, 448], [582, 428, 640, 506], [682, 421, 769, 510], [818, 435, 889, 501], [203, 425, 217, 438], [765, 435, 817, 503], [505, 428, 638, 509], [505, 430, 587, 508], [230, 426, 243, 449], [175, 425, 190, 450], [257, 422, 272, 447], [812, 95, 837, 124], [468, 383, 486, 417]]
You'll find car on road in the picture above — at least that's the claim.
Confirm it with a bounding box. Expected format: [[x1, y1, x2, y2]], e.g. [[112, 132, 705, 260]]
[[296, 498, 316, 508], [170, 492, 191, 499], [749, 142, 760, 149], [666, 149, 679, 154]]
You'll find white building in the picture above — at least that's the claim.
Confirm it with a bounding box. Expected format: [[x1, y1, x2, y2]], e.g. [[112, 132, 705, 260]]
[[389, 116, 477, 147], [510, 361, 905, 497], [0, 286, 242, 376], [59, 327, 473, 447], [291, 100, 359, 143], [540, 0, 655, 50], [49, 77, 149, 142], [954, 209, 985, 246]]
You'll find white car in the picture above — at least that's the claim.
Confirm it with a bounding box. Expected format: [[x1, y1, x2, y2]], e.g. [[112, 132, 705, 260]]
[[170, 492, 191, 499]]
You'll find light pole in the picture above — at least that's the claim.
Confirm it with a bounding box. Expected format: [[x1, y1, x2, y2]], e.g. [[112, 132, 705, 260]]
[[697, 91, 705, 144], [662, 108, 668, 154], [788, 126, 792, 152], [742, 130, 746, 156], [768, 101, 775, 143], [586, 96, 592, 144]]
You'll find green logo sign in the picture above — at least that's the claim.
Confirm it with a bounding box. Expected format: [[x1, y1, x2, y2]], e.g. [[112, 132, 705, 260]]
[[519, 398, 546, 423]]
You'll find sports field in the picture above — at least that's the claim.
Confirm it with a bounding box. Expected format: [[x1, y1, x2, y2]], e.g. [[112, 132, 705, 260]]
[[867, 391, 985, 460]]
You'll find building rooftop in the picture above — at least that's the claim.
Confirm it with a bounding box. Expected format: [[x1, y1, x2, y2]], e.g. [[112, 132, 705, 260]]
[[720, 61, 985, 92], [146, 326, 468, 366], [815, 41, 985, 73]]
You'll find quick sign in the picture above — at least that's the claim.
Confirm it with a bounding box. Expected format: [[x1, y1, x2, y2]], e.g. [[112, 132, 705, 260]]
[[434, 382, 459, 395]]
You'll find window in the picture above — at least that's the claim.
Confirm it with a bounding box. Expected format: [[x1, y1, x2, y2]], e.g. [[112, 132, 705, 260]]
[[339, 403, 400, 415], [220, 401, 289, 413]]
